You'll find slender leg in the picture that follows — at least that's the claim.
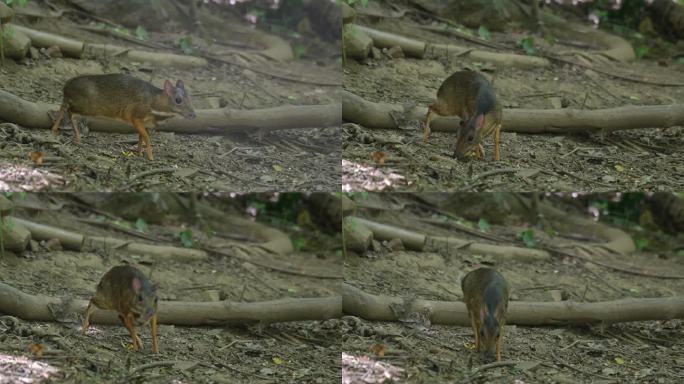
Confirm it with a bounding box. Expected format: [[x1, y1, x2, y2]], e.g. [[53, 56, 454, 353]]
[[496, 324, 504, 362], [469, 315, 480, 351], [81, 299, 96, 334], [122, 313, 141, 350], [423, 107, 434, 143], [150, 314, 159, 353], [51, 104, 66, 137], [494, 123, 501, 161], [132, 119, 153, 161], [475, 144, 484, 159], [68, 112, 81, 144], [137, 136, 144, 156]]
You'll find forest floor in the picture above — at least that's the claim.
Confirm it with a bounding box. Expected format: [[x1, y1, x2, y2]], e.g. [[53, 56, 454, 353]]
[[0, 199, 342, 383], [0, 6, 341, 192], [342, 194, 684, 383], [342, 7, 684, 192]]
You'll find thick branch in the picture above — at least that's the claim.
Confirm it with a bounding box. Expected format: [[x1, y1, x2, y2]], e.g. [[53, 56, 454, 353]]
[[343, 90, 684, 134], [343, 283, 684, 326], [0, 89, 340, 132], [0, 282, 341, 325]]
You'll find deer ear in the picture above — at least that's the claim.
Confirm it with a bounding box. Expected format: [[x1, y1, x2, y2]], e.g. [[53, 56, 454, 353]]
[[132, 277, 142, 292], [475, 114, 485, 129], [164, 80, 174, 96]]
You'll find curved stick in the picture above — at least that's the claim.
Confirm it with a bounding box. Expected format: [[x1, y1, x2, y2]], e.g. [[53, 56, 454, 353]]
[[0, 282, 341, 325], [343, 90, 684, 134], [342, 283, 684, 326]]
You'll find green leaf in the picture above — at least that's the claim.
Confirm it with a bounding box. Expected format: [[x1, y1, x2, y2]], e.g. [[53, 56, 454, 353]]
[[135, 26, 148, 41], [477, 26, 490, 40], [293, 44, 307, 59], [179, 229, 193, 248], [518, 36, 537, 55], [178, 36, 194, 55], [478, 218, 490, 232], [677, 249, 684, 257], [518, 228, 537, 248], [634, 237, 648, 251], [291, 236, 306, 251], [634, 44, 648, 59], [135, 218, 148, 232]]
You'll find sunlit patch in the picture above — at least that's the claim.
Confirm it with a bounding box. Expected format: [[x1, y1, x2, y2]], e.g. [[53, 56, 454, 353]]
[[342, 160, 407, 192], [0, 163, 65, 191], [0, 353, 59, 383], [342, 352, 404, 384]]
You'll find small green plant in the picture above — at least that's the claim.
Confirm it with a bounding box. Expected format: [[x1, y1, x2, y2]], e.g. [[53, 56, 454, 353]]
[[178, 229, 194, 248], [291, 235, 306, 251], [135, 218, 148, 232], [178, 36, 194, 55], [518, 36, 537, 55], [5, 0, 29, 7], [135, 26, 148, 41], [292, 43, 307, 59], [518, 228, 537, 248], [477, 26, 490, 40], [337, 0, 369, 6], [478, 218, 490, 232], [634, 44, 648, 59], [633, 236, 648, 251]]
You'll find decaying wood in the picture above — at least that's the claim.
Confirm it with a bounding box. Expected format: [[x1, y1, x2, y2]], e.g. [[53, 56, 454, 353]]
[[354, 24, 550, 68], [343, 283, 684, 326], [343, 24, 372, 60], [0, 89, 340, 134], [342, 90, 684, 134], [353, 217, 426, 251], [0, 218, 30, 252], [343, 216, 373, 252], [0, 25, 30, 60], [13, 25, 207, 68], [12, 217, 84, 251], [0, 282, 342, 325]]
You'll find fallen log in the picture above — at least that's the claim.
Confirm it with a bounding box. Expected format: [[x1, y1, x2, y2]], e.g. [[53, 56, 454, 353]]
[[0, 282, 342, 325], [342, 90, 684, 134], [0, 89, 340, 133], [343, 283, 684, 326]]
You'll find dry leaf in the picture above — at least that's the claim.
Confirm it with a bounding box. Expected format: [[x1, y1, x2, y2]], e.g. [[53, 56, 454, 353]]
[[29, 343, 44, 358], [29, 151, 44, 165], [369, 343, 387, 357], [371, 151, 386, 165]]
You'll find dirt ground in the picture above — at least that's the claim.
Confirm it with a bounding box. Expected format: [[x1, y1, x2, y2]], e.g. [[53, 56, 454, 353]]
[[342, 195, 684, 383], [342, 16, 684, 192], [0, 12, 341, 192], [0, 201, 343, 383]]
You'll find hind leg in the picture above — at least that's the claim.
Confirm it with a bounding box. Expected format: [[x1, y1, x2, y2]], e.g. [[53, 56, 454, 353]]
[[68, 112, 82, 143], [493, 123, 501, 161], [51, 104, 67, 137], [423, 107, 435, 143], [132, 118, 153, 161]]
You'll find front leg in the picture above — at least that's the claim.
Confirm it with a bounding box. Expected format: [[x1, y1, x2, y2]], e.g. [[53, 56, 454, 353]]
[[469, 314, 480, 351], [423, 107, 435, 143], [122, 313, 142, 350], [81, 299, 96, 334], [150, 314, 159, 353], [493, 123, 501, 161]]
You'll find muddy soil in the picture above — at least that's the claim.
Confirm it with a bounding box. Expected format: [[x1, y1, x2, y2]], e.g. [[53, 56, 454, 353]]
[[342, 195, 684, 383], [0, 202, 342, 383], [343, 17, 684, 192], [0, 16, 341, 192]]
